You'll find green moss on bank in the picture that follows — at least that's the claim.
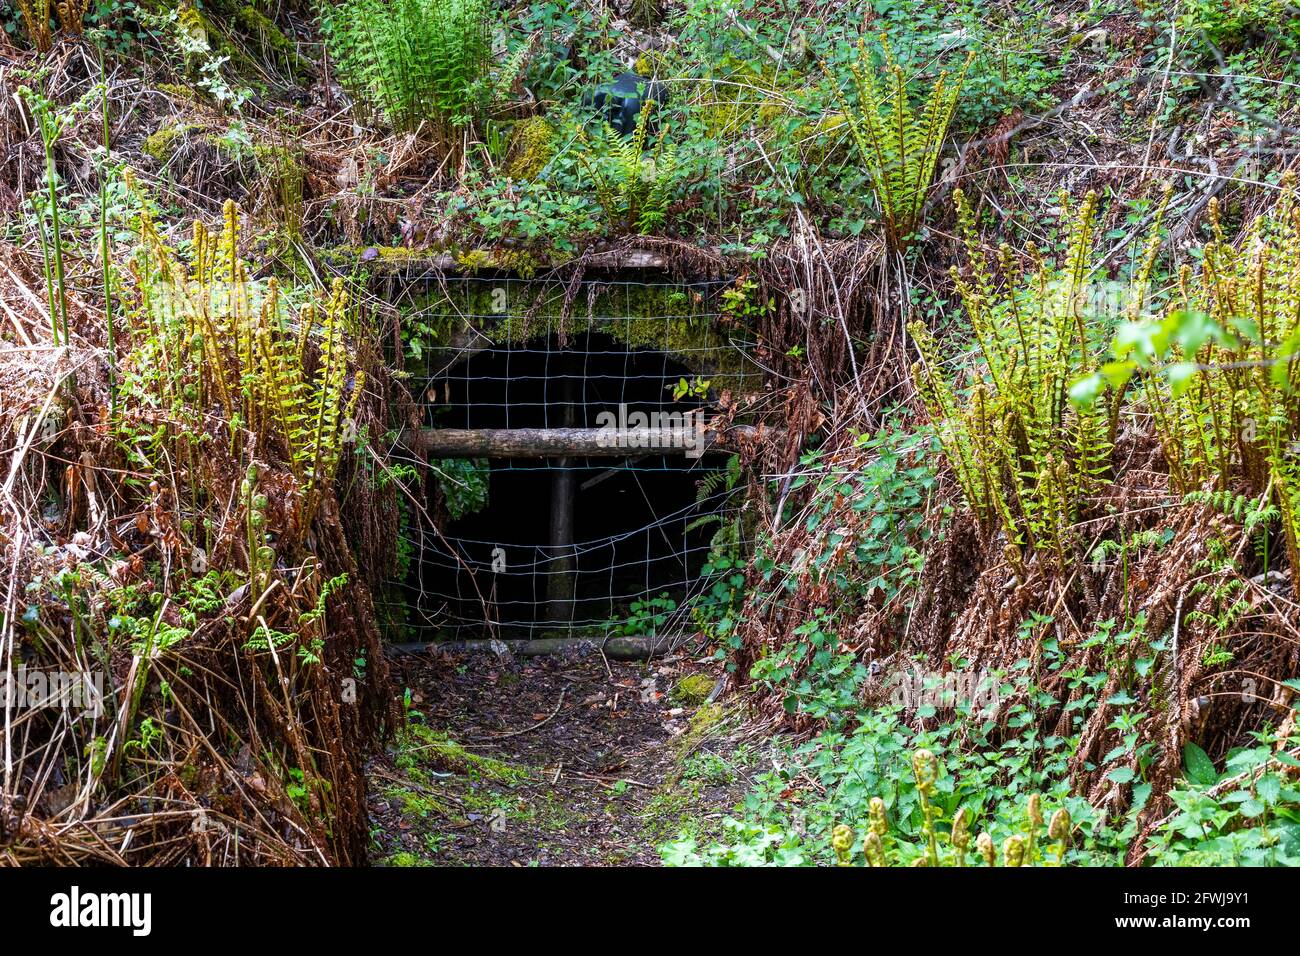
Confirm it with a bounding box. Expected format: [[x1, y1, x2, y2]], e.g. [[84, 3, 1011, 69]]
[[143, 123, 200, 163], [396, 724, 528, 784], [672, 673, 716, 706], [506, 117, 557, 181]]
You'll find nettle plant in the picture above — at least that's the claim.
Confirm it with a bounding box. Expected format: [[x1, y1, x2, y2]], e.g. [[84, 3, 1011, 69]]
[[609, 592, 679, 638], [829, 751, 1073, 867], [1151, 719, 1300, 866], [663, 618, 1164, 867], [745, 425, 939, 720], [792, 426, 939, 609]]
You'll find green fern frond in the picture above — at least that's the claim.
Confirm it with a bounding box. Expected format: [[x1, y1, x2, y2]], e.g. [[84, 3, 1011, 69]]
[[827, 39, 970, 251]]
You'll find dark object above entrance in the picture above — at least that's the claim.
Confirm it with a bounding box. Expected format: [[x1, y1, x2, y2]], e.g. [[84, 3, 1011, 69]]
[[584, 72, 667, 136]]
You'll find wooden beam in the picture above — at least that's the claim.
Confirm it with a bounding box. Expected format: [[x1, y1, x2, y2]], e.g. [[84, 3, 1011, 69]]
[[407, 425, 759, 458]]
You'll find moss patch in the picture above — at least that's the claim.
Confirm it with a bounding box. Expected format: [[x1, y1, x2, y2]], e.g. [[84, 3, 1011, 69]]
[[143, 123, 200, 164], [384, 850, 434, 867], [235, 5, 292, 53], [397, 724, 529, 783], [387, 277, 756, 393], [672, 673, 716, 706], [671, 701, 729, 761], [506, 117, 556, 181], [382, 785, 451, 820]]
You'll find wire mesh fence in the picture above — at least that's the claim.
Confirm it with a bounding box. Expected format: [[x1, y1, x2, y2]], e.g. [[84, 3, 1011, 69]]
[[382, 274, 759, 638]]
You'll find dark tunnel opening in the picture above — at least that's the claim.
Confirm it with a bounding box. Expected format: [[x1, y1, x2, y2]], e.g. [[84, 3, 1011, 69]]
[[404, 331, 730, 637]]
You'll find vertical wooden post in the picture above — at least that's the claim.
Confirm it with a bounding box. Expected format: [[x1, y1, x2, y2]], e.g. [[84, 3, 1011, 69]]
[[545, 363, 577, 622]]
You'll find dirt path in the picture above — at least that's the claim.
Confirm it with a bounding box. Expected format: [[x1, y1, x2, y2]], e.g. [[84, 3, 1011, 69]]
[[367, 644, 752, 866]]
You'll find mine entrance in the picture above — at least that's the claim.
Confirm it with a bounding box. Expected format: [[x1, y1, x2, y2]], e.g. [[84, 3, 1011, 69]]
[[387, 276, 758, 640]]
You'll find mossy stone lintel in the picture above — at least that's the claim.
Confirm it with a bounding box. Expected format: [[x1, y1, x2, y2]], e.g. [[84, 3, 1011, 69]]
[[401, 279, 754, 387]]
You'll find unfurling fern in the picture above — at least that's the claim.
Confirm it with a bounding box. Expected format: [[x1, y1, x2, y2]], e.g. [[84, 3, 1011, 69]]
[[1183, 489, 1259, 525], [827, 38, 970, 251], [16, 0, 53, 51], [487, 35, 534, 108], [1082, 177, 1300, 595], [910, 189, 1169, 565], [1089, 529, 1172, 570], [131, 199, 363, 534], [830, 751, 1074, 867], [579, 106, 679, 234], [1186, 535, 1252, 636]]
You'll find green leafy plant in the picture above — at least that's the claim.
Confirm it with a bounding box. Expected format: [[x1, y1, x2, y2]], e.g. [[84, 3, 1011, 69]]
[[666, 600, 1169, 867], [686, 455, 747, 645], [322, 0, 493, 137], [826, 751, 1073, 867], [434, 457, 490, 520], [1149, 720, 1300, 865], [911, 189, 1170, 566], [1180, 0, 1300, 62], [130, 198, 364, 532], [1070, 179, 1300, 595], [827, 38, 969, 251], [750, 609, 866, 724], [578, 107, 680, 235], [18, 85, 82, 344], [796, 427, 938, 607], [609, 592, 678, 637], [737, 423, 938, 702]]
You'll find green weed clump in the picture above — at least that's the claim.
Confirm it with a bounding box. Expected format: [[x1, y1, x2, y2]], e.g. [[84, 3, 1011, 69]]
[[579, 106, 680, 235], [321, 0, 492, 137], [661, 722, 1104, 868], [830, 750, 1071, 867], [1180, 0, 1300, 61], [1068, 177, 1300, 597], [909, 186, 1175, 568]]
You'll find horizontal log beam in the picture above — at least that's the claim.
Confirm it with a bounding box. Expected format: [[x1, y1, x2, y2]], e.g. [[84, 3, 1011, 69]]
[[406, 425, 759, 458]]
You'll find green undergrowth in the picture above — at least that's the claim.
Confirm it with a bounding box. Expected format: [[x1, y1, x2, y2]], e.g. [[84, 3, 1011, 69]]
[[394, 723, 529, 785], [665, 410, 1300, 866], [664, 642, 1138, 866], [663, 686, 1300, 867], [375, 720, 543, 863], [639, 700, 756, 847]]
